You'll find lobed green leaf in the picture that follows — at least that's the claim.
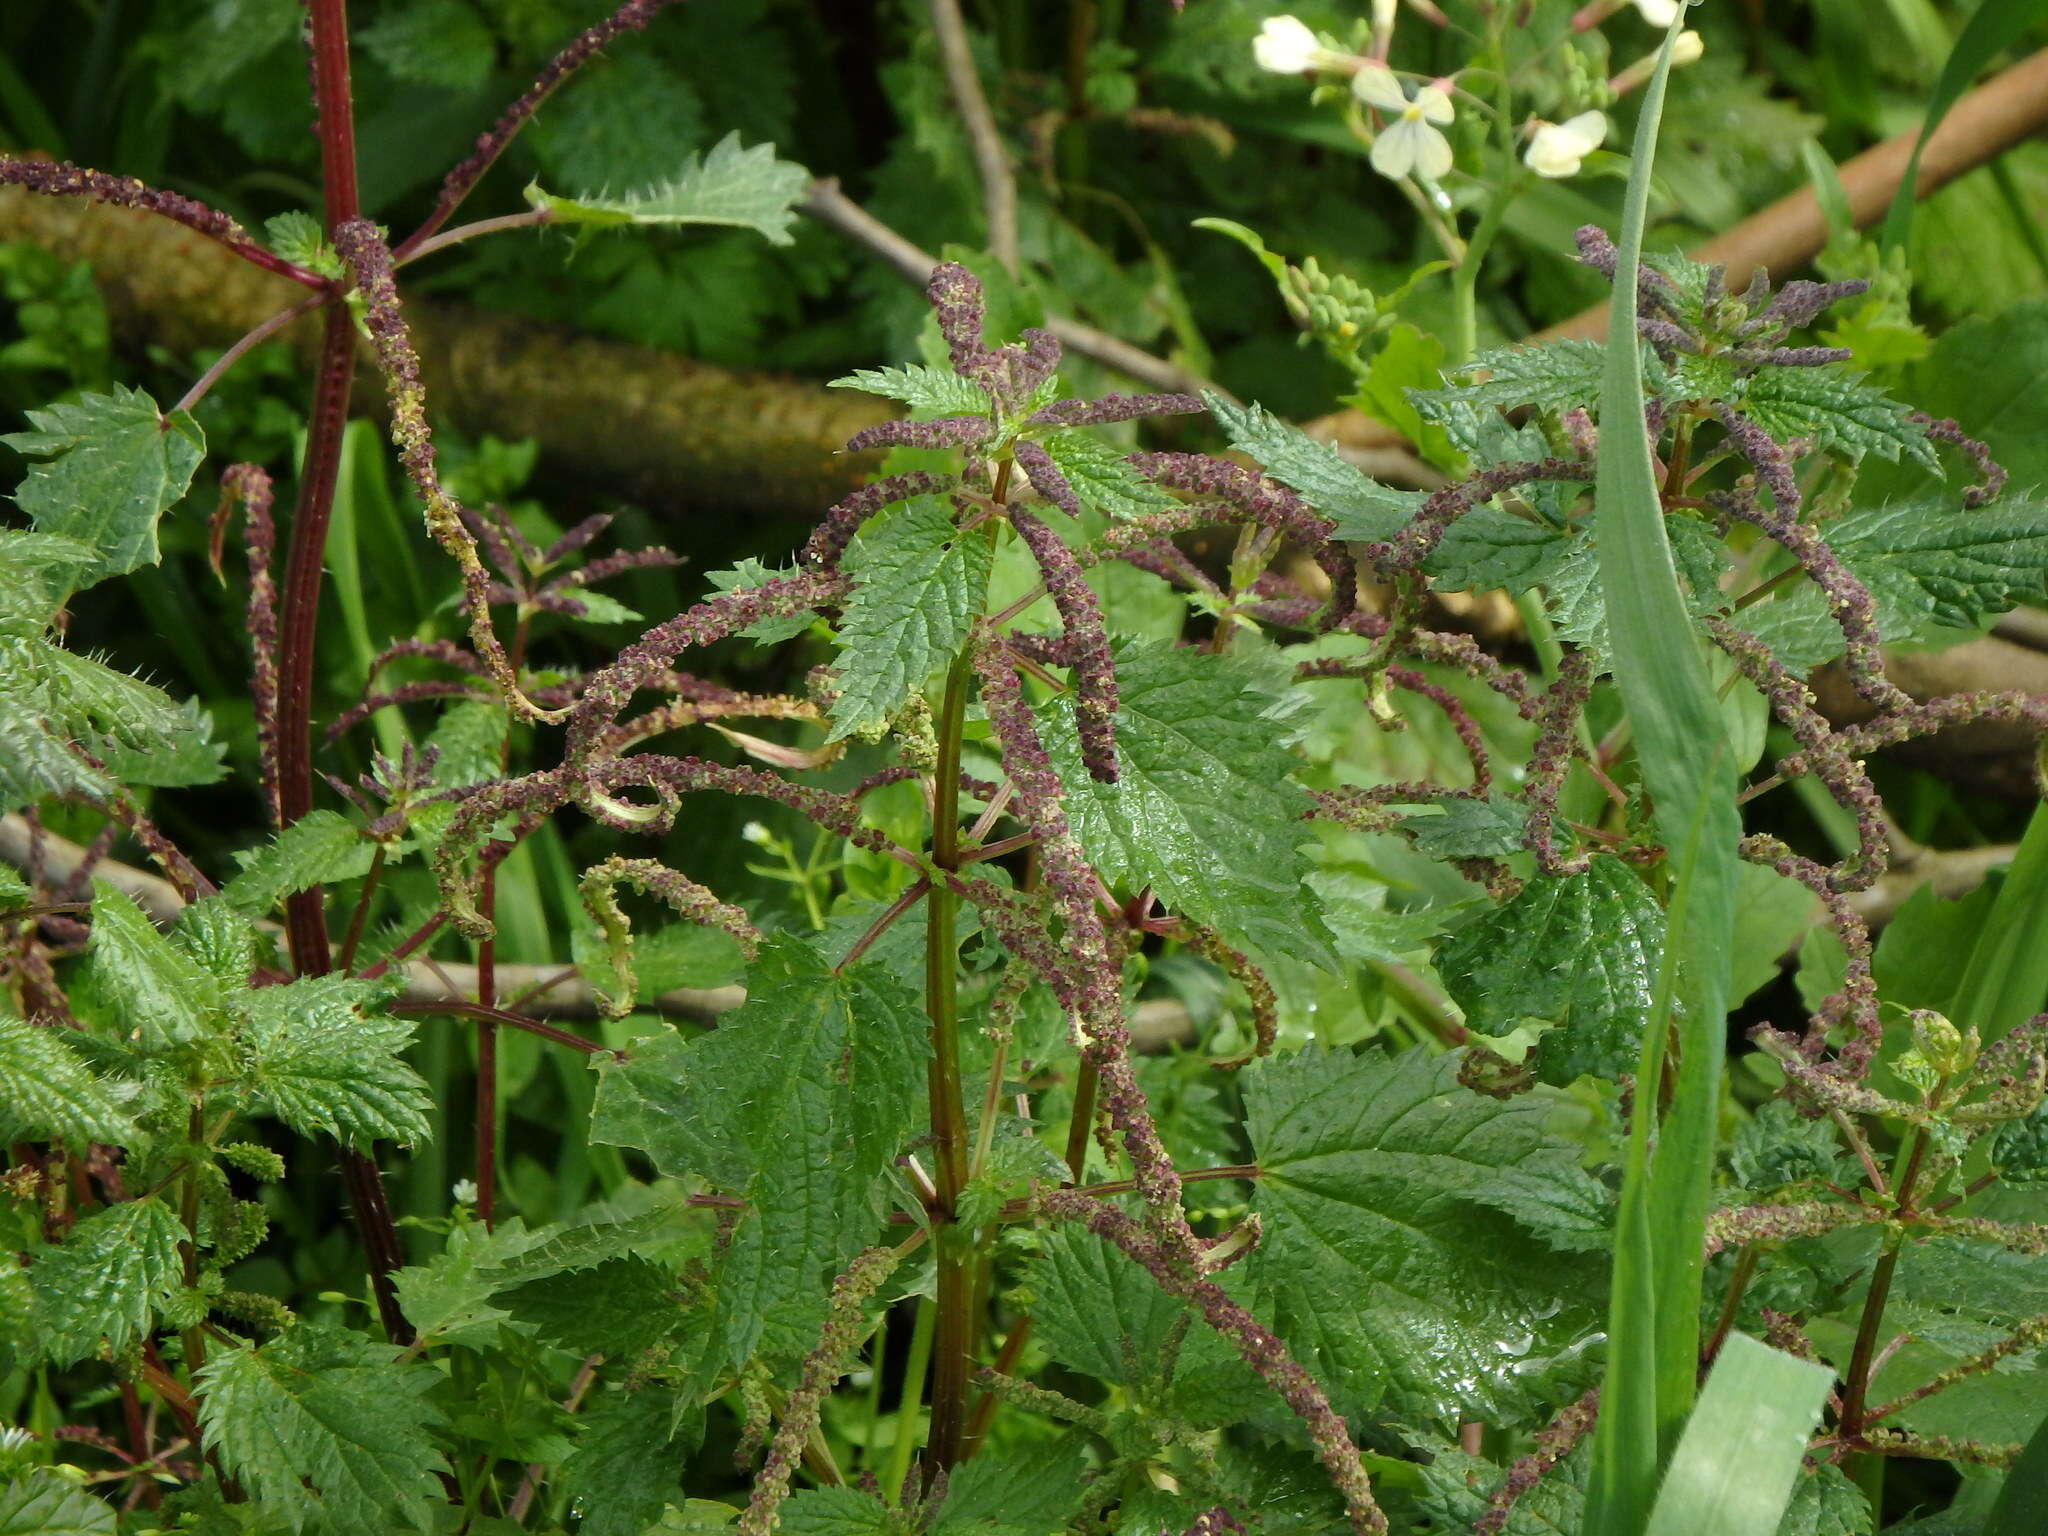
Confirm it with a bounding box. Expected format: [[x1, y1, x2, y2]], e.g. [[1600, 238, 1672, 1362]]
[[2, 384, 205, 588], [197, 1325, 448, 1535], [829, 496, 992, 739]]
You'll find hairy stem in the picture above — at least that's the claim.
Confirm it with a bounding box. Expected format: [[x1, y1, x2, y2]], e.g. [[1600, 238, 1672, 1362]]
[[921, 647, 976, 1480], [475, 864, 498, 1229], [277, 0, 410, 1347], [1842, 1126, 1934, 1436]]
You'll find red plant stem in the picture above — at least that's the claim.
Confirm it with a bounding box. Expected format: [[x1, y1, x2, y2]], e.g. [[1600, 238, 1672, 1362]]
[[334, 845, 387, 974], [172, 292, 325, 417], [273, 0, 410, 1348], [390, 999, 617, 1059], [1841, 1128, 1935, 1437], [475, 865, 498, 1229]]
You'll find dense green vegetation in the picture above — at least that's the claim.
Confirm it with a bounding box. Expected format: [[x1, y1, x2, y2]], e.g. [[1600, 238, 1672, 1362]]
[[3, 2, 2048, 1532]]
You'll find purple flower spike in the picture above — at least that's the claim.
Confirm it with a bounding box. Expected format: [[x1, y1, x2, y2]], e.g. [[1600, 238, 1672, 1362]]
[[843, 416, 993, 454], [1006, 504, 1119, 782], [802, 471, 954, 571], [1028, 392, 1204, 428], [927, 261, 989, 372], [1010, 439, 1085, 520]]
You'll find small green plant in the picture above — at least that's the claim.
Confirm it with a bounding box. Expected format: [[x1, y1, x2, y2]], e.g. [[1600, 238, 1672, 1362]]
[[5, 3, 2048, 1535]]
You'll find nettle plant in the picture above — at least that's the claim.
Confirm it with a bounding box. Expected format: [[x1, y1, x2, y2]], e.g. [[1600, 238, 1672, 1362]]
[[5, 8, 2048, 1536]]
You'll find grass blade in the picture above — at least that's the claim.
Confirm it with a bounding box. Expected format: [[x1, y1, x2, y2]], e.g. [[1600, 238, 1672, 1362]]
[[1645, 1334, 1833, 1536], [1878, 0, 2048, 255], [1950, 800, 2048, 1039], [1585, 13, 1745, 1532]]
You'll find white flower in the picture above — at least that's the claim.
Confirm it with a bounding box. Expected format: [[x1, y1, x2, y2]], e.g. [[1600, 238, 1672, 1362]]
[[1524, 110, 1608, 178], [1671, 28, 1704, 64], [1633, 0, 1682, 22], [740, 820, 775, 847], [1353, 65, 1456, 181], [1253, 15, 1325, 74]]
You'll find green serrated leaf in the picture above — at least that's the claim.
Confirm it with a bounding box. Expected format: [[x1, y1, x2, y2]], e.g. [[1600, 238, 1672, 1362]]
[[1045, 639, 1332, 967], [1437, 854, 1667, 1086], [1412, 1438, 1586, 1535], [1204, 391, 1426, 542], [828, 496, 992, 739], [29, 1196, 186, 1365], [1429, 339, 1610, 416], [236, 976, 433, 1147], [1038, 430, 1177, 521], [1245, 1047, 1605, 1419], [525, 132, 810, 245], [263, 211, 343, 279], [197, 1325, 447, 1536], [85, 880, 224, 1051], [0, 1473, 117, 1536], [221, 810, 377, 916], [0, 633, 208, 808], [934, 1434, 1092, 1534], [1828, 492, 2048, 634], [563, 588, 642, 626], [0, 1012, 136, 1147], [174, 897, 260, 991], [1028, 1227, 1265, 1429], [828, 364, 989, 417], [591, 937, 926, 1367], [1467, 1156, 1616, 1254], [1395, 792, 1530, 858], [1424, 506, 1572, 593], [1741, 369, 1938, 471], [499, 1256, 684, 1359], [777, 1488, 898, 1535], [392, 1217, 548, 1348], [428, 697, 513, 790], [2, 384, 205, 586], [1773, 1463, 1872, 1536], [355, 0, 494, 90], [1730, 1100, 1844, 1194], [560, 1382, 693, 1536]]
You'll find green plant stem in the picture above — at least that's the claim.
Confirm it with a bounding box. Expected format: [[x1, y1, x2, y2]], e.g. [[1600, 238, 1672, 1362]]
[[1704, 1245, 1757, 1363], [1842, 1124, 1936, 1436], [1448, 176, 1516, 369], [178, 1100, 209, 1379], [920, 646, 976, 1482], [888, 1297, 937, 1504], [475, 864, 498, 1229]]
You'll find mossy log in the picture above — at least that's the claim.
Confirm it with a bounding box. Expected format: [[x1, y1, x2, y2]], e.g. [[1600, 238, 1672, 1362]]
[[0, 183, 893, 515]]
